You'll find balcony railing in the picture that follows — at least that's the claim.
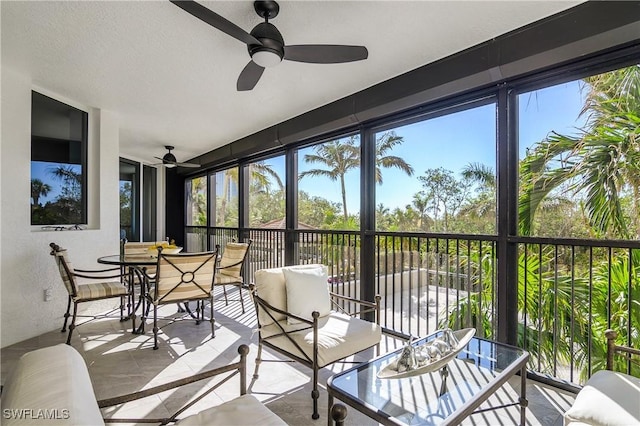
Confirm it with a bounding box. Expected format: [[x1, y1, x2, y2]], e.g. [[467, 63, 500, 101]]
[[187, 225, 639, 386]]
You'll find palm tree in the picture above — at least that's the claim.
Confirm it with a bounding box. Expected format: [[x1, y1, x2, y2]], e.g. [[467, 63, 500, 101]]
[[301, 132, 414, 221], [519, 65, 640, 238], [187, 176, 207, 226], [49, 165, 81, 199], [461, 162, 495, 188], [217, 162, 284, 226], [300, 137, 360, 221], [457, 163, 496, 229], [411, 192, 431, 231], [375, 203, 391, 230], [31, 178, 51, 206], [374, 131, 415, 184]]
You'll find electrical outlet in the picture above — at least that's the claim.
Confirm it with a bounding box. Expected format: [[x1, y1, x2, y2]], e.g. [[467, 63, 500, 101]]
[[44, 288, 52, 302]]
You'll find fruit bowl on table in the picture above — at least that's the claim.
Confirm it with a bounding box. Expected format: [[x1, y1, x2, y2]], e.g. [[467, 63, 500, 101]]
[[147, 245, 183, 256]]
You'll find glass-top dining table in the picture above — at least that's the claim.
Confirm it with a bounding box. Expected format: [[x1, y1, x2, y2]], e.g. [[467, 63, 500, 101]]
[[97, 253, 202, 333], [98, 254, 158, 334]]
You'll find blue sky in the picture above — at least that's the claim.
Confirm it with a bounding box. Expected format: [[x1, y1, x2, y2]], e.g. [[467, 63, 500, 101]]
[[261, 80, 586, 214], [31, 161, 82, 204]]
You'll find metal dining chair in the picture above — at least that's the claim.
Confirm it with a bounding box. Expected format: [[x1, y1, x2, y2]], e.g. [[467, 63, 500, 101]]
[[214, 240, 252, 314], [49, 242, 134, 344], [142, 247, 219, 349]]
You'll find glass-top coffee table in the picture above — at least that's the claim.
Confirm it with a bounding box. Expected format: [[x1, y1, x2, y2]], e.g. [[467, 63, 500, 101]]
[[327, 331, 529, 425]]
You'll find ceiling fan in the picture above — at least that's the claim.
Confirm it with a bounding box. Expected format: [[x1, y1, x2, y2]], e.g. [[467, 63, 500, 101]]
[[154, 146, 201, 168], [170, 0, 369, 91]]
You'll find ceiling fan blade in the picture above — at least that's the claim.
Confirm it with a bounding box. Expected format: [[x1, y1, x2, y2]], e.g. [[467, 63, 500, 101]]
[[153, 156, 199, 168], [284, 45, 368, 64], [237, 61, 265, 91], [170, 0, 261, 46], [176, 162, 201, 168]]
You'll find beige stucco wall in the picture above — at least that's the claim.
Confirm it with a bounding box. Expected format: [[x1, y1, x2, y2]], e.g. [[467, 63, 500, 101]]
[[1, 66, 121, 348]]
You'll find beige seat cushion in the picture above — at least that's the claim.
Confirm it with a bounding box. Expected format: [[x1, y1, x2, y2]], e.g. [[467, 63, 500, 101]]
[[176, 394, 286, 426], [260, 311, 381, 367], [1, 344, 104, 426], [563, 369, 640, 426], [75, 281, 128, 301]]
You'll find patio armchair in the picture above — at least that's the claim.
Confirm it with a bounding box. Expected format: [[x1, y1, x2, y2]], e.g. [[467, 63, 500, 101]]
[[214, 240, 252, 313], [49, 242, 134, 344], [142, 248, 219, 350], [563, 329, 640, 425], [2, 343, 286, 425], [250, 264, 382, 420]]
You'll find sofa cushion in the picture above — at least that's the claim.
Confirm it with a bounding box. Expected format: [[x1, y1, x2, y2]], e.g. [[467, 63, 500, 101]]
[[176, 394, 286, 426], [254, 264, 326, 327], [1, 344, 104, 426], [563, 369, 640, 426], [260, 311, 381, 367], [283, 266, 331, 325]]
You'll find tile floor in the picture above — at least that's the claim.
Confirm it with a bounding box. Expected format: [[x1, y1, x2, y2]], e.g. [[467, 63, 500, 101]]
[[1, 291, 577, 425]]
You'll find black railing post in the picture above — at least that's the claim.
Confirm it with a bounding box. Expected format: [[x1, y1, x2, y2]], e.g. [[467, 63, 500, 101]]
[[238, 162, 250, 243], [361, 127, 376, 321], [497, 85, 519, 345], [207, 172, 215, 250], [285, 148, 298, 266]]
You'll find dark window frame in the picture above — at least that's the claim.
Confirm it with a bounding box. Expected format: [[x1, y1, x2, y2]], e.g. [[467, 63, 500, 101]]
[[31, 91, 88, 226]]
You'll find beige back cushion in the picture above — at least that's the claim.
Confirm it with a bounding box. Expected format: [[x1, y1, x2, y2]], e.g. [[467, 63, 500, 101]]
[[124, 241, 164, 256], [254, 264, 327, 327], [154, 253, 216, 303], [124, 242, 163, 274], [53, 250, 75, 295], [219, 242, 249, 278]]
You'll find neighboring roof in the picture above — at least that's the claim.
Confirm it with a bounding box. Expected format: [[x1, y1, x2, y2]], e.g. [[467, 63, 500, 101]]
[[259, 218, 316, 230]]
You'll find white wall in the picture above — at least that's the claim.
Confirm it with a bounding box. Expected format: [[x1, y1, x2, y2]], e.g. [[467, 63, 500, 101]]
[[1, 66, 121, 348]]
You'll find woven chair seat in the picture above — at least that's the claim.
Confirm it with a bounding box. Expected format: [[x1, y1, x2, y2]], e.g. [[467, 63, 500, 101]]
[[74, 281, 129, 301]]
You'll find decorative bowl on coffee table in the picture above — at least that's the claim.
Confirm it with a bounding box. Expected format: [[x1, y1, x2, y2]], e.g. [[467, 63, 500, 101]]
[[377, 328, 476, 379]]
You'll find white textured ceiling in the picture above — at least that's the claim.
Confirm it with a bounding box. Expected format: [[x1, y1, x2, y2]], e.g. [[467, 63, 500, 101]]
[[2, 1, 582, 165]]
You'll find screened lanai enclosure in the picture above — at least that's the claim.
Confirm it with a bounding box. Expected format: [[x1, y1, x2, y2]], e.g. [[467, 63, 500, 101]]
[[168, 5, 640, 392]]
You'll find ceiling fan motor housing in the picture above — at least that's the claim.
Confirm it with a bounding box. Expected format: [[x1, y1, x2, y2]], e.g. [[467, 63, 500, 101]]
[[163, 152, 177, 164], [162, 145, 177, 166], [248, 22, 284, 65]]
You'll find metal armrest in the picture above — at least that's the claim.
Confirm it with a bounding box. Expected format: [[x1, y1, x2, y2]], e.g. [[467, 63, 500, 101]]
[[76, 266, 121, 273], [329, 292, 381, 322], [71, 271, 126, 280], [99, 345, 249, 424]]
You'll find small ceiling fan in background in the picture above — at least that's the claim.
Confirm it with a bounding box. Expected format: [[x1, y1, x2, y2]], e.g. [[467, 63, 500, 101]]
[[154, 146, 201, 168], [170, 0, 369, 91]]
